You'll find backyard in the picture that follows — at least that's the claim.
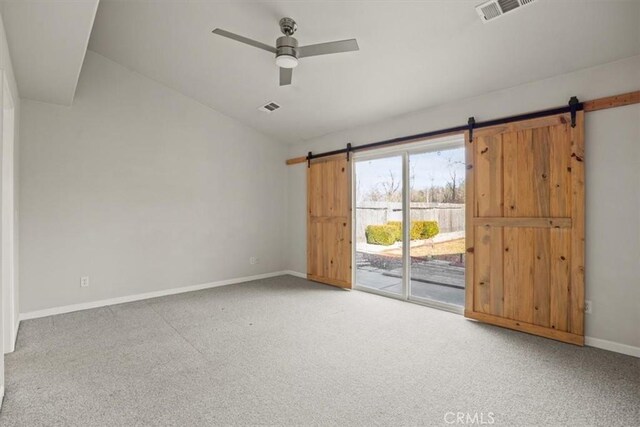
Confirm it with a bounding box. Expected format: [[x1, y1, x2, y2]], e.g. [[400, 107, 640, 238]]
[[354, 148, 466, 307], [356, 231, 466, 307], [382, 238, 465, 258]]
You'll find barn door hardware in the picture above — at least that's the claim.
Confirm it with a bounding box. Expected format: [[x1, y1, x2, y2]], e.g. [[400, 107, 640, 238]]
[[294, 97, 588, 163], [467, 117, 476, 143], [569, 96, 580, 128]]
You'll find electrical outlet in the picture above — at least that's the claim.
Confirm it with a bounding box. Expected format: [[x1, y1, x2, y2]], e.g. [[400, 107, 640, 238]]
[[249, 257, 259, 265], [80, 276, 90, 288], [584, 300, 592, 314]]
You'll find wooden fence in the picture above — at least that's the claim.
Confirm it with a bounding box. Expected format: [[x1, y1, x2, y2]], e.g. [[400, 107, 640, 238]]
[[355, 202, 465, 243]]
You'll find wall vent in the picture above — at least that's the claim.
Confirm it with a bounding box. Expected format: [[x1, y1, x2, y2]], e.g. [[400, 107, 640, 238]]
[[476, 0, 536, 23], [258, 101, 281, 113]]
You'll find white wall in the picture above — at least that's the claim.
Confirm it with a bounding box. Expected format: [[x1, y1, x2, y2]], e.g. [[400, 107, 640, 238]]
[[286, 55, 640, 352], [585, 104, 640, 353], [19, 51, 287, 314], [0, 6, 20, 404]]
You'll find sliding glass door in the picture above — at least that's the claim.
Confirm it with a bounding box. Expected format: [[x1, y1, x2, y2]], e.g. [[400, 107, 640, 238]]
[[354, 155, 404, 296], [353, 137, 465, 312], [408, 148, 466, 308]]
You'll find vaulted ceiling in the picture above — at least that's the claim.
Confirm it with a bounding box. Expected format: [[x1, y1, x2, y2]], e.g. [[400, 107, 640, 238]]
[[6, 1, 640, 143], [2, 0, 99, 106]]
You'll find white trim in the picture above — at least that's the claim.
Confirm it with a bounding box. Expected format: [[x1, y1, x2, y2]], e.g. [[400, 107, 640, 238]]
[[12, 318, 19, 350], [585, 336, 640, 358], [2, 70, 17, 355], [19, 271, 293, 321], [16, 270, 638, 358], [352, 140, 467, 315], [353, 133, 465, 161], [408, 295, 464, 315], [402, 151, 410, 300], [351, 157, 357, 288], [0, 385, 4, 409], [283, 270, 307, 279], [3, 317, 19, 354]]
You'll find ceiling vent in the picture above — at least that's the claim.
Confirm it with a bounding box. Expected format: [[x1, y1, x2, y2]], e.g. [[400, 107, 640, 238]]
[[476, 0, 536, 23], [257, 101, 281, 113]]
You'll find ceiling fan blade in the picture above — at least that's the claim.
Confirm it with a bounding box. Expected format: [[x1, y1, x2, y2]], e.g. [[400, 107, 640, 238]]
[[212, 28, 276, 53], [298, 39, 359, 58], [279, 67, 293, 86]]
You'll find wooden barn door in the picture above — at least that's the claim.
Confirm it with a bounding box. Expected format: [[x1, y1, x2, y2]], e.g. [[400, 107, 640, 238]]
[[465, 112, 585, 345], [307, 156, 352, 288]]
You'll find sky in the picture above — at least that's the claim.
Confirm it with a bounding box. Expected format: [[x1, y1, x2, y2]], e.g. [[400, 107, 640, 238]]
[[355, 146, 465, 197]]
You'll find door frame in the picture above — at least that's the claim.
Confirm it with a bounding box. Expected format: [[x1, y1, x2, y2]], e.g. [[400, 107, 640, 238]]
[[2, 72, 16, 353], [351, 134, 466, 314]]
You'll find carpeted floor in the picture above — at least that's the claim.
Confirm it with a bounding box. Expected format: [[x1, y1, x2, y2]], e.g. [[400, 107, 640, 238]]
[[1, 275, 638, 426]]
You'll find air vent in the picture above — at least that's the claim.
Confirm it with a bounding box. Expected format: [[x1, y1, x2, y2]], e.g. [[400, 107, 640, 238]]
[[476, 0, 536, 23], [479, 2, 502, 21], [498, 0, 519, 13], [257, 101, 281, 113]]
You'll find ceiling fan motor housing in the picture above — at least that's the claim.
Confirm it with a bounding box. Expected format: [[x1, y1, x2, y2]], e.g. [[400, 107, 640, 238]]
[[279, 17, 297, 36], [276, 36, 298, 59]]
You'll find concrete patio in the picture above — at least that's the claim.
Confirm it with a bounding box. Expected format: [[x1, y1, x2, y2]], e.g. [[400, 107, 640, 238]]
[[355, 252, 465, 307]]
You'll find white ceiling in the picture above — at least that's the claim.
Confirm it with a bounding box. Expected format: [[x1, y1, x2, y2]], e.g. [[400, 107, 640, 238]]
[[78, 1, 640, 142], [2, 0, 99, 106]]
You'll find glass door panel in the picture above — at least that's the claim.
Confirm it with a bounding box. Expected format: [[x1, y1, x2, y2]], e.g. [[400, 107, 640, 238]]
[[408, 148, 466, 308], [354, 155, 404, 296]]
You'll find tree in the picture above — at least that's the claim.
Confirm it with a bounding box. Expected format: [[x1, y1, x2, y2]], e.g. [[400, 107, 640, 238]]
[[379, 169, 401, 202], [444, 156, 465, 203]]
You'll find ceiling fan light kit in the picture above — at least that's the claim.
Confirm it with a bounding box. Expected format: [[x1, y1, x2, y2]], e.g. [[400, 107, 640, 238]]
[[212, 17, 359, 86], [275, 34, 299, 68], [275, 54, 298, 69]]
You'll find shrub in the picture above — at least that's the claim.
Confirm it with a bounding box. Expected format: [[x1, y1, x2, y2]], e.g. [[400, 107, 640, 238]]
[[387, 221, 403, 241], [410, 222, 425, 240], [414, 220, 440, 239], [365, 225, 396, 246], [386, 221, 421, 241], [366, 221, 440, 244], [386, 220, 439, 241]]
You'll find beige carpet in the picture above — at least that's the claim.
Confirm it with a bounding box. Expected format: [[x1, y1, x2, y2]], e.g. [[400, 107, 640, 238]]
[[1, 275, 638, 426]]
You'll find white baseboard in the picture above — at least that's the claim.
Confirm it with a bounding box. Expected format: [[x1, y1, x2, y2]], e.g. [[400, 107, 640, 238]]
[[13, 318, 20, 349], [283, 270, 307, 279], [19, 271, 295, 321], [585, 336, 640, 358], [3, 319, 19, 354], [18, 271, 637, 359]]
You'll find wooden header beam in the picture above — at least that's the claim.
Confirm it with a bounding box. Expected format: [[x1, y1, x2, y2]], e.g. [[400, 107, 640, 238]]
[[286, 156, 307, 165], [583, 91, 640, 112], [285, 90, 640, 165]]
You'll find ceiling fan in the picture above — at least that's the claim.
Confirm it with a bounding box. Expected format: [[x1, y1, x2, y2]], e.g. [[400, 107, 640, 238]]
[[212, 17, 359, 86]]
